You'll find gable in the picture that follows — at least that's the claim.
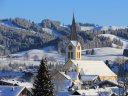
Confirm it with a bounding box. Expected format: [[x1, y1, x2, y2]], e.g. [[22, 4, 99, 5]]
[[72, 91, 81, 95], [53, 72, 71, 80], [63, 59, 77, 71], [17, 87, 32, 96]]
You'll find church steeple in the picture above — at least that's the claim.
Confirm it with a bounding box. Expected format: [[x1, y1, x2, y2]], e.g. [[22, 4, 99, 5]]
[[66, 14, 81, 62], [70, 13, 77, 41]]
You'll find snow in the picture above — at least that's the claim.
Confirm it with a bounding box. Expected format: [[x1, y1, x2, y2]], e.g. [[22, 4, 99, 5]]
[[10, 47, 65, 65], [70, 41, 78, 47], [101, 26, 128, 31], [0, 45, 5, 49], [60, 72, 71, 80], [0, 20, 20, 28], [82, 47, 125, 61], [58, 91, 70, 96], [80, 26, 94, 31], [71, 60, 116, 77], [0, 86, 25, 96], [73, 87, 123, 96], [1, 79, 33, 88], [42, 28, 53, 34], [42, 27, 62, 37], [81, 75, 98, 82], [99, 34, 128, 49], [66, 72, 79, 81], [80, 26, 128, 31], [0, 70, 24, 77]]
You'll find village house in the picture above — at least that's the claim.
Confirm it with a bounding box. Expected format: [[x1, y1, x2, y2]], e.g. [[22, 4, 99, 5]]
[[0, 86, 32, 96]]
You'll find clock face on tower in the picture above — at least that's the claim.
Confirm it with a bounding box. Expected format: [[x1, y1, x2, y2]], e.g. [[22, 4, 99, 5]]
[[68, 46, 73, 50]]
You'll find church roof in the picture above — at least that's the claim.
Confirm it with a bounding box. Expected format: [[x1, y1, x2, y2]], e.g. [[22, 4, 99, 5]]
[[70, 40, 79, 47], [70, 60, 117, 77]]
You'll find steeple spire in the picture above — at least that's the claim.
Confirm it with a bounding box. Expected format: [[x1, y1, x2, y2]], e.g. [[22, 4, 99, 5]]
[[70, 13, 77, 41]]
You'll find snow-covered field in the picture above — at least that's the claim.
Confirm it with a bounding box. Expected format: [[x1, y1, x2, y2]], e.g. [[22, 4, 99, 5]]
[[82, 47, 124, 61], [0, 46, 65, 66], [4, 47, 126, 66], [82, 34, 128, 61]]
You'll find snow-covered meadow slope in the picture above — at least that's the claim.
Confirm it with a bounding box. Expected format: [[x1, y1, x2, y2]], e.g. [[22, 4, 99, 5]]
[[99, 34, 128, 49], [82, 47, 124, 61], [0, 46, 65, 66], [0, 33, 128, 65], [82, 34, 128, 61]]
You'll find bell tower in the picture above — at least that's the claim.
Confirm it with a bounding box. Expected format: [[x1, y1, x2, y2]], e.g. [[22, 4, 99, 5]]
[[66, 14, 81, 62]]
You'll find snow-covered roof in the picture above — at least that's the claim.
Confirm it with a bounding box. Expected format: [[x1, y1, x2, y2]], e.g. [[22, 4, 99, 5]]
[[60, 72, 71, 80], [81, 75, 98, 82], [70, 40, 78, 47], [73, 87, 123, 96], [66, 72, 79, 81], [0, 86, 25, 96], [54, 79, 72, 91], [71, 60, 116, 77], [53, 72, 71, 80], [74, 89, 98, 95], [1, 79, 33, 88], [91, 80, 119, 88], [0, 70, 24, 77], [53, 72, 72, 91], [58, 90, 70, 96]]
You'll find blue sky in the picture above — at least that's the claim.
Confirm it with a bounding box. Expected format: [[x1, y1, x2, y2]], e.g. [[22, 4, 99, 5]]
[[0, 0, 128, 26]]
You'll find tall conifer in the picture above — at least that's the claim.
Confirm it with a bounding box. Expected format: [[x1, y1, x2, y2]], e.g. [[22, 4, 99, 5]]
[[32, 58, 54, 96]]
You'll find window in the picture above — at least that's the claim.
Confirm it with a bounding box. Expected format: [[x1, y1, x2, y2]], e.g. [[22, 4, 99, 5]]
[[77, 52, 78, 58], [78, 46, 80, 50], [79, 52, 80, 58], [77, 52, 80, 59], [68, 52, 70, 58], [71, 52, 73, 59], [68, 52, 73, 59]]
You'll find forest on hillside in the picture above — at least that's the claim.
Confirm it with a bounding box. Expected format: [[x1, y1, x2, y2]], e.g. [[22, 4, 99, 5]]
[[0, 18, 127, 55]]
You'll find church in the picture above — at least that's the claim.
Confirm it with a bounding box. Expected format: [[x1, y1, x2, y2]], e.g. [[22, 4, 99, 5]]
[[53, 15, 117, 94], [63, 14, 117, 81]]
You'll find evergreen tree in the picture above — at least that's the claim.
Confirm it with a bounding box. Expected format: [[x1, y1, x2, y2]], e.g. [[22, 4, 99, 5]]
[[91, 48, 95, 55], [32, 58, 54, 96]]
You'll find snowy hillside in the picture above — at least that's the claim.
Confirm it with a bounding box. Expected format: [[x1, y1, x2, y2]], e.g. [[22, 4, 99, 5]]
[[99, 34, 128, 49], [82, 34, 128, 61], [0, 19, 21, 28], [82, 47, 124, 61], [80, 25, 128, 31], [11, 46, 65, 64], [11, 46, 126, 64], [42, 28, 62, 37]]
